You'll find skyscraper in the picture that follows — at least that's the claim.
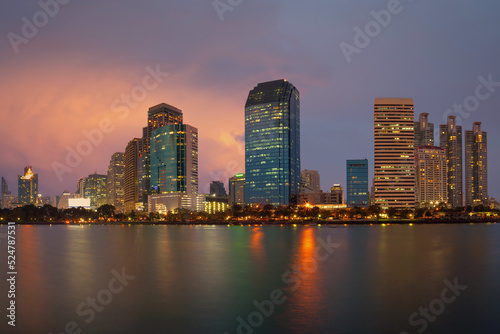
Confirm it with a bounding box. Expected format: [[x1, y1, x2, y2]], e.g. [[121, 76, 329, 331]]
[[346, 159, 369, 208], [374, 98, 415, 209], [414, 113, 434, 147], [1, 177, 14, 209], [440, 116, 463, 208], [245, 79, 300, 206], [465, 122, 488, 206], [75, 177, 86, 198], [124, 138, 142, 213], [210, 181, 227, 197], [229, 173, 245, 205], [18, 166, 38, 205], [300, 170, 320, 193], [150, 124, 198, 195], [416, 146, 447, 208], [107, 152, 125, 213], [84, 173, 107, 210]]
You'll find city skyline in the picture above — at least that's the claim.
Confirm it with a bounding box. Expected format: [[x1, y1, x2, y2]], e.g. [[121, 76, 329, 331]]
[[1, 1, 499, 200]]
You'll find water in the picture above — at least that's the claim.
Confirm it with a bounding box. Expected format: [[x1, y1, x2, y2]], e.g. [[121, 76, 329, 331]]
[[1, 224, 499, 334]]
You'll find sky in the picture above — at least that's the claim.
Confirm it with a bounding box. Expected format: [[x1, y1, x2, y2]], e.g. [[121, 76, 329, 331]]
[[0, 0, 499, 200]]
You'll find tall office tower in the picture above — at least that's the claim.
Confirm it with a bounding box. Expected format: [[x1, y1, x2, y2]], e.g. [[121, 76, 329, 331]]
[[300, 169, 320, 193], [107, 152, 125, 213], [75, 177, 86, 198], [346, 159, 369, 208], [245, 79, 300, 206], [465, 122, 488, 206], [416, 146, 447, 208], [140, 104, 184, 208], [150, 124, 198, 194], [229, 173, 245, 205], [18, 166, 38, 205], [1, 177, 13, 209], [330, 184, 344, 205], [210, 181, 227, 197], [124, 138, 142, 213], [414, 113, 434, 147], [374, 98, 415, 209], [84, 173, 107, 210], [1, 177, 8, 196], [440, 116, 463, 208], [58, 190, 71, 210]]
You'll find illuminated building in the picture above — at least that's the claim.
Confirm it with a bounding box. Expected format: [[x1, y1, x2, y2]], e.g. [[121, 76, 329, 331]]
[[68, 198, 91, 209], [346, 159, 369, 208], [229, 173, 245, 205], [465, 122, 488, 206], [300, 170, 320, 193], [210, 181, 227, 197], [298, 185, 343, 205], [57, 191, 71, 209], [148, 193, 205, 214], [414, 113, 434, 147], [440, 116, 463, 208], [205, 195, 230, 214], [374, 98, 415, 209], [124, 138, 142, 213], [245, 79, 300, 206], [150, 124, 198, 195], [416, 146, 447, 208], [84, 173, 107, 210], [18, 166, 38, 205], [75, 177, 86, 198], [107, 152, 125, 213]]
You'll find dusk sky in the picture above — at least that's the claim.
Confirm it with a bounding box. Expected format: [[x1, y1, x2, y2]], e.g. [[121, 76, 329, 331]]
[[1, 0, 499, 199]]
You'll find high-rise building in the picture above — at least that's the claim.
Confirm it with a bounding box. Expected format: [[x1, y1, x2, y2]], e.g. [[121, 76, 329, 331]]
[[107, 152, 125, 213], [141, 103, 184, 209], [1, 177, 15, 209], [245, 79, 300, 206], [57, 191, 71, 210], [346, 159, 369, 208], [18, 166, 38, 205], [150, 124, 198, 195], [416, 146, 447, 208], [229, 173, 245, 205], [124, 138, 142, 213], [210, 181, 227, 197], [465, 122, 488, 206], [374, 98, 415, 209], [75, 177, 86, 198], [414, 113, 434, 147], [440, 116, 463, 208], [84, 173, 107, 210], [300, 170, 320, 193], [330, 184, 344, 205]]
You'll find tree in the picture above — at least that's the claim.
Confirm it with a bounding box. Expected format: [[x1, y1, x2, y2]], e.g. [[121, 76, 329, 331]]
[[387, 207, 398, 219], [97, 204, 116, 219]]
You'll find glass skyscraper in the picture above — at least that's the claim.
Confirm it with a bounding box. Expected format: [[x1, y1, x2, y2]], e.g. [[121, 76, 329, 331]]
[[346, 159, 369, 207], [244, 79, 300, 206], [18, 166, 38, 205]]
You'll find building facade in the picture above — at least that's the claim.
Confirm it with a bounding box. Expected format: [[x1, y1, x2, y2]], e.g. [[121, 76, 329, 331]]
[[209, 181, 227, 197], [107, 152, 125, 213], [245, 79, 300, 206], [416, 146, 447, 208], [346, 159, 369, 208], [229, 173, 245, 205], [300, 170, 320, 193], [75, 177, 86, 198], [18, 166, 38, 205], [465, 122, 488, 206], [84, 173, 107, 210], [374, 98, 415, 209], [124, 138, 142, 212], [414, 113, 434, 147], [440, 116, 463, 208]]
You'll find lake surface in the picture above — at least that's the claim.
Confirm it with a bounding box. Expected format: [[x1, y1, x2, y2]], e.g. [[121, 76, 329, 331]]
[[1, 224, 499, 334]]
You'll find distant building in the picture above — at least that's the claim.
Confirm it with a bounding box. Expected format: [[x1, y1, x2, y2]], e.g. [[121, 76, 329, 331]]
[[84, 173, 107, 210], [51, 195, 60, 208], [107, 152, 125, 213], [205, 195, 230, 214], [298, 185, 343, 206], [148, 193, 205, 214], [150, 124, 199, 195], [18, 166, 38, 205], [245, 79, 300, 206], [346, 159, 369, 208], [124, 138, 142, 213], [300, 170, 320, 193], [229, 174, 245, 206], [416, 146, 447, 208], [374, 98, 415, 209], [414, 113, 434, 147], [465, 122, 488, 206], [75, 177, 86, 198], [1, 177, 14, 209], [58, 191, 71, 210], [68, 198, 91, 209], [440, 116, 463, 208], [210, 181, 227, 197], [330, 184, 344, 205]]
